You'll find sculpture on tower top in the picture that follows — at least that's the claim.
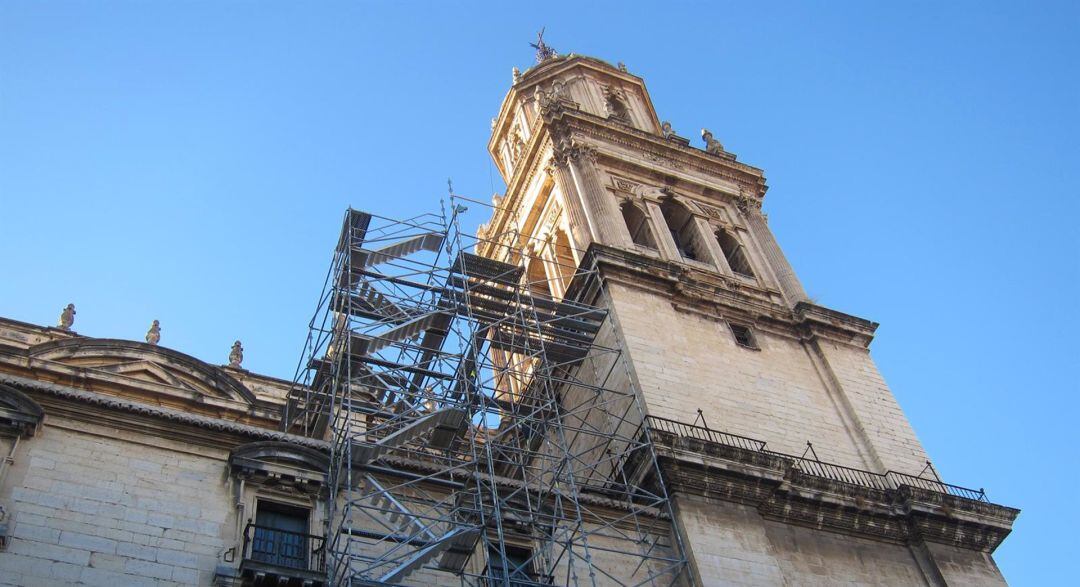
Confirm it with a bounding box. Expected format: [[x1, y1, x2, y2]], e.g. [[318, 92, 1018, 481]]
[[701, 128, 725, 154], [57, 303, 76, 331], [146, 320, 161, 345], [229, 340, 244, 368], [530, 27, 557, 63]]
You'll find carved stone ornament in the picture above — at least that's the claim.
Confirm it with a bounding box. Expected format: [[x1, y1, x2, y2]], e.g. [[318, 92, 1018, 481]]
[[613, 177, 639, 193], [701, 128, 725, 155], [700, 204, 727, 221], [603, 86, 631, 123], [509, 125, 525, 163], [643, 150, 686, 171], [512, 66, 521, 84], [228, 340, 244, 368], [145, 320, 161, 345], [661, 121, 675, 139], [57, 303, 76, 331], [735, 190, 763, 214], [617, 62, 628, 73]]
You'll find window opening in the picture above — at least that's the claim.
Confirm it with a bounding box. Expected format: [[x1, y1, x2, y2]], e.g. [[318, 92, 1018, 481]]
[[729, 323, 758, 350], [716, 228, 755, 277], [252, 500, 311, 570], [621, 202, 657, 248]]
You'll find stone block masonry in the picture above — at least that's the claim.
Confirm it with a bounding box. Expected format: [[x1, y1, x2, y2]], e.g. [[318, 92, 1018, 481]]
[[0, 420, 233, 586]]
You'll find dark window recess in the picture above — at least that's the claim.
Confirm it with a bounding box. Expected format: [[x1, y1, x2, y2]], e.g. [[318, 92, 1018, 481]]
[[715, 228, 755, 278], [252, 501, 310, 570], [660, 199, 700, 262], [730, 324, 758, 349], [487, 544, 539, 585]]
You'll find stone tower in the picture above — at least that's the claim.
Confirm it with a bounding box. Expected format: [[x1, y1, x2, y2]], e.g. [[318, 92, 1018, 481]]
[[482, 52, 1017, 585]]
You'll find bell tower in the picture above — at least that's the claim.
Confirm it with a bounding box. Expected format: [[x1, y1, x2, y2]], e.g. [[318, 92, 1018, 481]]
[[482, 50, 1017, 586]]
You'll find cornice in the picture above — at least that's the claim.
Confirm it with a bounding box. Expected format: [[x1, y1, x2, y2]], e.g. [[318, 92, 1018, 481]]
[[644, 434, 1018, 553], [546, 104, 767, 199], [0, 372, 326, 450]]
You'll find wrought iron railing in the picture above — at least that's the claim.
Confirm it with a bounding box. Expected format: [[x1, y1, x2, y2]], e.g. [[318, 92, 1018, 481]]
[[645, 415, 767, 452], [644, 416, 990, 502], [887, 471, 987, 502], [784, 455, 893, 491], [242, 521, 326, 573]]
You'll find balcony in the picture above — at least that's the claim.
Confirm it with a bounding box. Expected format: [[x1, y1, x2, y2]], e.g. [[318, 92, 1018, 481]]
[[237, 522, 326, 587], [637, 415, 1019, 552]]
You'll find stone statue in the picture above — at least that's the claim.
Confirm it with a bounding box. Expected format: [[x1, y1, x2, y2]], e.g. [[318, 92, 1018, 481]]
[[146, 320, 161, 345], [229, 340, 244, 368], [57, 303, 76, 331], [661, 121, 675, 139], [617, 62, 628, 72], [512, 67, 521, 84], [701, 128, 724, 154]]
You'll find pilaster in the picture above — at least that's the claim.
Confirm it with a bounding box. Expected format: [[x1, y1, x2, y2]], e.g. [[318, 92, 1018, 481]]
[[741, 201, 808, 307], [556, 143, 632, 249]]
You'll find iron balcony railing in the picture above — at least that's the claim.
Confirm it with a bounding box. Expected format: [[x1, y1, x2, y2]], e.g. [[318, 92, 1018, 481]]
[[886, 471, 987, 502], [644, 416, 988, 502], [242, 521, 326, 574], [646, 415, 767, 452]]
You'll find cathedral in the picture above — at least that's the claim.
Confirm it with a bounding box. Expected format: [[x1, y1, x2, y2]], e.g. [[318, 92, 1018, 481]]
[[0, 48, 1016, 586]]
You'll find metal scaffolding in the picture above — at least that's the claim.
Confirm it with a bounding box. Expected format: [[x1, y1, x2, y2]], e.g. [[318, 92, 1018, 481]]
[[283, 196, 691, 586]]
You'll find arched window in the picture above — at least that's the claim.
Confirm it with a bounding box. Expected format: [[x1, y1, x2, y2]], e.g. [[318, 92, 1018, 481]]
[[660, 199, 701, 261], [525, 256, 552, 298], [715, 228, 755, 277], [620, 201, 657, 248], [551, 229, 577, 293]]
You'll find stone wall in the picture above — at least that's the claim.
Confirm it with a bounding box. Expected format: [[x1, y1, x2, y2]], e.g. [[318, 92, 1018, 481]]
[[0, 417, 234, 586], [674, 493, 1007, 587], [607, 280, 929, 474]]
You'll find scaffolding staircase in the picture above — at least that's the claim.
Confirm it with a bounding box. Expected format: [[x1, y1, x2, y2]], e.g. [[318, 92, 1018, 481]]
[[284, 206, 691, 587]]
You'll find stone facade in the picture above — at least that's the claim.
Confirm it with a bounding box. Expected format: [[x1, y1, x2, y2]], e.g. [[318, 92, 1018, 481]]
[[482, 53, 1018, 585], [0, 52, 1017, 586]]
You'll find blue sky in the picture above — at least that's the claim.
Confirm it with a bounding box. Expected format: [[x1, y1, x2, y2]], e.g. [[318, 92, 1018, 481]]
[[1, 1, 1076, 583]]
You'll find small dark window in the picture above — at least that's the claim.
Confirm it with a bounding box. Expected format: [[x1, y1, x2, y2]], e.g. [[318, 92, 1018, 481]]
[[729, 324, 758, 350], [487, 543, 537, 585]]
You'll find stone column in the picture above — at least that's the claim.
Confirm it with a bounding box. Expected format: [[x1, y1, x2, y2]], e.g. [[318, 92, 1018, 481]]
[[563, 145, 632, 248], [644, 200, 681, 261], [693, 216, 732, 275], [550, 161, 595, 251], [741, 201, 808, 307]]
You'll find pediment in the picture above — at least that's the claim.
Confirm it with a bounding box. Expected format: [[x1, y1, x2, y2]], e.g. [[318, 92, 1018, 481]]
[[29, 338, 255, 404], [229, 441, 328, 495], [0, 383, 45, 437]]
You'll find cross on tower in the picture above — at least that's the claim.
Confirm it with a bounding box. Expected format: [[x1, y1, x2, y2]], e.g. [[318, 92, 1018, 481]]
[[530, 27, 557, 63]]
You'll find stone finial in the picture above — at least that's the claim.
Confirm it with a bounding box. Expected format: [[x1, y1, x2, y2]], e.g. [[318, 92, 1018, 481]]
[[229, 340, 244, 368], [145, 320, 161, 345], [512, 67, 521, 84], [701, 128, 724, 154], [617, 62, 628, 73], [661, 121, 674, 139], [57, 303, 76, 331]]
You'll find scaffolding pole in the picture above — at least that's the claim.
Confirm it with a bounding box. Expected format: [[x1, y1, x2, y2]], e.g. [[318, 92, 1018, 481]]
[[283, 199, 693, 587]]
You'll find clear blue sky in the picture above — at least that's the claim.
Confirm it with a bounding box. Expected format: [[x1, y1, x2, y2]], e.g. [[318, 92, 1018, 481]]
[[1, 2, 1076, 583]]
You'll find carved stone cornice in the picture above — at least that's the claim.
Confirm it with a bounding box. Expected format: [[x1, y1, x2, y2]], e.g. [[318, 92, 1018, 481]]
[[0, 383, 43, 438], [642, 433, 1019, 553], [549, 107, 768, 200], [0, 371, 325, 450], [794, 301, 879, 348]]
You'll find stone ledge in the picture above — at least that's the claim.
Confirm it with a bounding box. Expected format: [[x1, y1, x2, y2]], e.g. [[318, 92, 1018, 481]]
[[647, 438, 1018, 553]]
